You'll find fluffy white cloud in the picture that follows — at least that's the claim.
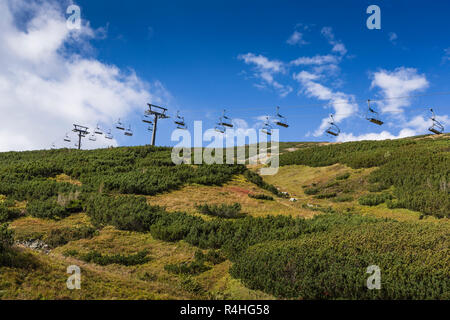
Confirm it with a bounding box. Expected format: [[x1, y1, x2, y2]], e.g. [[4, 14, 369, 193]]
[[289, 27, 355, 137], [370, 67, 429, 114], [286, 31, 308, 46], [336, 112, 448, 142], [321, 27, 347, 55], [0, 0, 169, 151], [238, 53, 292, 97], [290, 54, 339, 66], [336, 128, 417, 142], [407, 113, 449, 132], [293, 71, 358, 136], [238, 53, 284, 73]]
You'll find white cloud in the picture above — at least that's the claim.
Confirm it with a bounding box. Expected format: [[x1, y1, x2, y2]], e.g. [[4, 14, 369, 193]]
[[238, 53, 284, 73], [388, 32, 398, 44], [443, 48, 450, 62], [293, 71, 358, 136], [336, 113, 448, 142], [286, 31, 308, 46], [407, 113, 449, 132], [293, 71, 320, 82], [336, 128, 417, 142], [370, 67, 429, 114], [290, 54, 339, 66], [321, 27, 347, 55], [290, 27, 355, 137], [0, 0, 169, 151], [331, 43, 347, 55], [312, 64, 340, 77], [238, 53, 291, 97]]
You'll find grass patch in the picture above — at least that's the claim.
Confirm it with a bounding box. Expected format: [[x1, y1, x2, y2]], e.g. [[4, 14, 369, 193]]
[[79, 250, 150, 266]]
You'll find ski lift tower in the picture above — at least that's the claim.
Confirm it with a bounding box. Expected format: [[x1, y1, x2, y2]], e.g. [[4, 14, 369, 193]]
[[145, 103, 170, 146], [72, 124, 89, 150]]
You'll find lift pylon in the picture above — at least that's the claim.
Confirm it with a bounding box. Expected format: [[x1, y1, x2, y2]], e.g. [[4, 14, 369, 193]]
[[144, 103, 170, 146], [72, 124, 89, 150]]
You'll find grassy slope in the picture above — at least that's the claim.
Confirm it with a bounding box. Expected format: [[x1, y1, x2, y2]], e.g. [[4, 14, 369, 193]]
[[263, 164, 432, 222], [1, 135, 448, 300]]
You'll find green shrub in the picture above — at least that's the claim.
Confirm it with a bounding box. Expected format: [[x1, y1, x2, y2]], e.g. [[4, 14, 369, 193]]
[[368, 183, 389, 192], [244, 170, 283, 196], [64, 200, 83, 213], [336, 172, 350, 180], [44, 226, 97, 248], [85, 194, 163, 232], [0, 223, 14, 253], [179, 276, 205, 295], [26, 199, 68, 220], [150, 213, 201, 242], [386, 199, 405, 209], [0, 224, 36, 269], [358, 193, 393, 206], [0, 204, 21, 223], [304, 187, 320, 195], [195, 249, 226, 265], [230, 221, 450, 299], [248, 193, 274, 201], [79, 250, 150, 266], [62, 249, 79, 257], [195, 203, 244, 219], [164, 260, 211, 275]]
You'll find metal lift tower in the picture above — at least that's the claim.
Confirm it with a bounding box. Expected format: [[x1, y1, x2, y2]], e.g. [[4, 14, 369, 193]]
[[72, 124, 90, 150], [144, 104, 170, 146]]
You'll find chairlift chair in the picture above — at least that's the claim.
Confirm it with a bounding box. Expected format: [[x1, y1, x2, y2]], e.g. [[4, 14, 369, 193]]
[[142, 114, 153, 124], [261, 116, 272, 135], [147, 126, 153, 132], [115, 119, 125, 130], [63, 133, 71, 143], [51, 143, 56, 150], [275, 106, 289, 128], [325, 114, 341, 137], [124, 125, 133, 137], [219, 109, 234, 128], [174, 111, 187, 129], [215, 119, 225, 134], [105, 129, 113, 140], [428, 108, 444, 135], [94, 124, 103, 135], [366, 100, 384, 126], [89, 133, 96, 141]]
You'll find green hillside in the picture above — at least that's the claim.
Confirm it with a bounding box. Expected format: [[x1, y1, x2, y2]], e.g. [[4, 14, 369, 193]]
[[0, 135, 449, 299]]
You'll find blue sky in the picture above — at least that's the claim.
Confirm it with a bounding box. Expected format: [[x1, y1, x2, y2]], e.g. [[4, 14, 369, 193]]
[[0, 0, 449, 150]]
